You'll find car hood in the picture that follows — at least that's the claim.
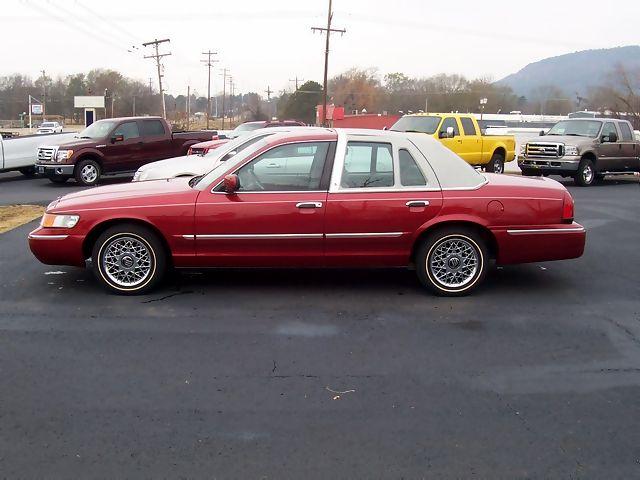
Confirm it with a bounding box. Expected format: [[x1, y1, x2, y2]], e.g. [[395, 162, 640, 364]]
[[139, 154, 219, 181], [526, 135, 593, 145], [50, 177, 198, 212], [45, 137, 103, 149]]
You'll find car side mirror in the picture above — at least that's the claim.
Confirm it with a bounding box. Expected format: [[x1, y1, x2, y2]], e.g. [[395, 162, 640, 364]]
[[601, 132, 617, 143], [439, 127, 455, 139], [223, 174, 239, 193], [111, 134, 124, 143], [382, 126, 388, 130], [539, 130, 545, 136]]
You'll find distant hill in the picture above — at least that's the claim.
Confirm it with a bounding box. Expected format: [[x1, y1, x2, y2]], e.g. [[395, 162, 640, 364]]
[[497, 46, 640, 99]]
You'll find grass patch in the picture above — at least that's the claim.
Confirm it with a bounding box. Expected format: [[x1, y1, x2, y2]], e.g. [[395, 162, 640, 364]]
[[0, 205, 45, 234]]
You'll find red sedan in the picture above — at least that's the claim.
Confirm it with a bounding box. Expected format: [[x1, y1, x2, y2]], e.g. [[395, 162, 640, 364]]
[[28, 129, 585, 296]]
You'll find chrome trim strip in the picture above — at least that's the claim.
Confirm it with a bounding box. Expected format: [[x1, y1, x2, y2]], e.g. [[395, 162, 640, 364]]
[[28, 234, 69, 240], [325, 232, 404, 239], [506, 227, 585, 235], [189, 233, 324, 240]]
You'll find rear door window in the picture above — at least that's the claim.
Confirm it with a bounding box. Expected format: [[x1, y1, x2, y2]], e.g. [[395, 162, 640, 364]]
[[399, 149, 427, 186], [140, 120, 166, 137], [619, 122, 633, 141], [341, 142, 394, 188], [460, 117, 478, 136]]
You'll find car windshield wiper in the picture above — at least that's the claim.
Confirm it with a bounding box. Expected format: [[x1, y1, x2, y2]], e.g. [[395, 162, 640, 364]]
[[563, 133, 586, 137], [78, 136, 92, 139], [402, 129, 429, 134], [189, 174, 204, 188]]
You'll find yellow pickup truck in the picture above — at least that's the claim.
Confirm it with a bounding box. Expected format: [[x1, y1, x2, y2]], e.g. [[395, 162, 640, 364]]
[[390, 113, 516, 173]]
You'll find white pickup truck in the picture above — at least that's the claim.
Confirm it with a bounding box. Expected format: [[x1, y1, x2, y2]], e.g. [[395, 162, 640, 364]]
[[0, 132, 76, 176]]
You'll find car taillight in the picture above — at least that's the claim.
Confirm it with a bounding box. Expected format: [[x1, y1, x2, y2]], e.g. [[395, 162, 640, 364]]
[[562, 192, 574, 223], [202, 147, 210, 155], [187, 147, 193, 155]]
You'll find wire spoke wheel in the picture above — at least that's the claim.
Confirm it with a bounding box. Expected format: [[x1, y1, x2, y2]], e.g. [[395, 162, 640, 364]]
[[428, 237, 479, 289], [101, 235, 153, 288]]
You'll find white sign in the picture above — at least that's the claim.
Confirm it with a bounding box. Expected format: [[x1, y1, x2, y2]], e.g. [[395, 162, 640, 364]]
[[31, 104, 43, 114], [74, 96, 105, 108]]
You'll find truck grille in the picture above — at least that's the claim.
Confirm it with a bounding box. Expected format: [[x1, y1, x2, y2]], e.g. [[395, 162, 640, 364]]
[[37, 147, 56, 162], [526, 143, 562, 158]]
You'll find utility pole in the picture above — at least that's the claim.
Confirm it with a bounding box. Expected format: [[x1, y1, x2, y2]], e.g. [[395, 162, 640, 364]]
[[312, 0, 345, 126], [289, 76, 304, 90], [265, 86, 273, 119], [40, 70, 47, 119], [219, 68, 229, 129], [186, 85, 190, 131], [201, 49, 218, 129], [228, 77, 234, 126], [143, 38, 171, 119], [133, 95, 136, 116], [148, 78, 153, 93]]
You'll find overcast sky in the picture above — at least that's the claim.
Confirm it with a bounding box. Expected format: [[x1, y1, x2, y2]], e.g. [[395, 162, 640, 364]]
[[3, 0, 639, 97]]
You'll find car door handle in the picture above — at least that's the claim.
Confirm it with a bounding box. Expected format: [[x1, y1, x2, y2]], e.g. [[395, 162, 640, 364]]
[[296, 202, 323, 209], [267, 163, 281, 168], [406, 200, 430, 207]]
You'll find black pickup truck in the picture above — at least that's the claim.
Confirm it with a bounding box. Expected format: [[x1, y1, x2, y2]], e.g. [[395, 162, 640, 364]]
[[35, 117, 214, 185]]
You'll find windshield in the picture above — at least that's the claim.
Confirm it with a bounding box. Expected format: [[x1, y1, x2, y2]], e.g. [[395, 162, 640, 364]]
[[546, 120, 602, 137], [193, 138, 270, 190], [41, 122, 55, 127], [230, 122, 264, 136], [390, 116, 442, 134], [77, 120, 117, 139]]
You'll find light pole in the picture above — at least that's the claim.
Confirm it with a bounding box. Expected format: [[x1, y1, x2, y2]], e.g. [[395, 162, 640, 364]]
[[480, 97, 488, 120]]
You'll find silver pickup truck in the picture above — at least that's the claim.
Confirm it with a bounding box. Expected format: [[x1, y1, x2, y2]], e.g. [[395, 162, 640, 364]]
[[519, 118, 640, 186], [0, 132, 75, 176]]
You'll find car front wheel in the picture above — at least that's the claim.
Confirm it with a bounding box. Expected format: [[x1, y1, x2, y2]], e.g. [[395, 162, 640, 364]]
[[75, 159, 101, 186], [416, 227, 488, 296], [92, 224, 166, 295]]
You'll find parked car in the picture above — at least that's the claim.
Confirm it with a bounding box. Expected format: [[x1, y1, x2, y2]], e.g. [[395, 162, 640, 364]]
[[0, 131, 76, 176], [227, 119, 306, 139], [187, 138, 230, 155], [390, 114, 516, 173], [133, 127, 325, 182], [34, 117, 213, 186], [36, 121, 64, 134], [29, 129, 585, 296], [519, 118, 640, 186]]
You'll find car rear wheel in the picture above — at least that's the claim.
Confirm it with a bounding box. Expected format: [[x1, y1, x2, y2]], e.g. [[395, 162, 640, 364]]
[[75, 159, 101, 186], [92, 224, 166, 295], [574, 158, 595, 187], [485, 152, 505, 173], [19, 166, 37, 177], [416, 227, 488, 296]]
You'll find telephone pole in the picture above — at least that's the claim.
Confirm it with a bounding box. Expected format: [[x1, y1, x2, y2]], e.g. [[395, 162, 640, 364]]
[[143, 38, 171, 119], [201, 49, 218, 129], [219, 68, 229, 129], [312, 0, 345, 126], [228, 77, 234, 126], [265, 86, 273, 119], [289, 76, 304, 90], [40, 70, 47, 119]]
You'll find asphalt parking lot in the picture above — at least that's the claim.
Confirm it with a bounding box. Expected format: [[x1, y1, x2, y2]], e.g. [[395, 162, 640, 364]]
[[1, 171, 639, 478]]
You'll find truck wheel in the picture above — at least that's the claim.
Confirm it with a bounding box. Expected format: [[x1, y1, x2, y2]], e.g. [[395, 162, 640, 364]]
[[75, 159, 101, 186], [19, 166, 37, 177], [92, 223, 166, 295], [49, 176, 68, 184], [574, 159, 595, 187], [520, 167, 541, 177], [486, 153, 505, 173], [415, 226, 488, 296]]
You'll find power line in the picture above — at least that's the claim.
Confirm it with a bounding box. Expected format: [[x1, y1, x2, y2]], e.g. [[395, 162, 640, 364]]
[[289, 76, 305, 90], [143, 38, 171, 118], [312, 0, 346, 126], [201, 49, 218, 129]]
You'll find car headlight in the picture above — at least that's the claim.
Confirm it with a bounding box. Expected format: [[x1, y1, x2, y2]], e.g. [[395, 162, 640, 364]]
[[41, 213, 79, 228], [563, 145, 579, 156], [132, 170, 141, 182], [56, 149, 73, 162]]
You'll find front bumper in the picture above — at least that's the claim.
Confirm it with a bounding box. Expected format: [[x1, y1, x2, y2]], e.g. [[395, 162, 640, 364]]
[[28, 227, 86, 267], [518, 155, 580, 172], [35, 163, 75, 177]]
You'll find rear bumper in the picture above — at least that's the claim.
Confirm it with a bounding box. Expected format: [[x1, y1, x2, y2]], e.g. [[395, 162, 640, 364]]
[[35, 163, 75, 177], [28, 227, 86, 267], [493, 222, 586, 265], [518, 156, 580, 173]]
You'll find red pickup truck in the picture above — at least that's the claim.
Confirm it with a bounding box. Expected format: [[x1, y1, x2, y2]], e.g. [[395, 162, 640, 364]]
[[35, 117, 213, 185]]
